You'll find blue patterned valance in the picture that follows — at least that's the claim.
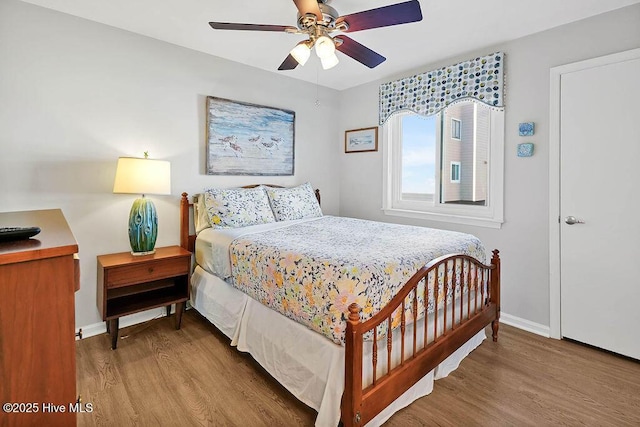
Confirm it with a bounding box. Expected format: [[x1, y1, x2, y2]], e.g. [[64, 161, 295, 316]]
[[379, 52, 504, 125]]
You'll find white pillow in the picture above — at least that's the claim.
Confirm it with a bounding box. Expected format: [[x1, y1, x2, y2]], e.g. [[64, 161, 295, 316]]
[[194, 194, 211, 234], [266, 183, 322, 221], [203, 186, 276, 229]]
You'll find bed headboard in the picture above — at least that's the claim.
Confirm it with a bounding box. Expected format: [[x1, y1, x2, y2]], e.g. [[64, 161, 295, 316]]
[[179, 184, 321, 253]]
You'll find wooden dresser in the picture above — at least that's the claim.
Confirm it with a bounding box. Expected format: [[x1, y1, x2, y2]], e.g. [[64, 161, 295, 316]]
[[0, 209, 79, 427]]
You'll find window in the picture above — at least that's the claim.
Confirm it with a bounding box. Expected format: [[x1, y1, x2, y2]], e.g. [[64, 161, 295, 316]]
[[383, 100, 504, 228], [451, 118, 461, 140], [450, 162, 461, 183]]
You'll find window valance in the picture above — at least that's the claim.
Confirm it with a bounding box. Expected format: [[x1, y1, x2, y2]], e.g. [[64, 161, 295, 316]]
[[379, 52, 504, 125]]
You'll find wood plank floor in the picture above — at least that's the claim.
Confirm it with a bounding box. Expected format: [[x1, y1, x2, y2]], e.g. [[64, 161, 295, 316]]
[[76, 311, 640, 426]]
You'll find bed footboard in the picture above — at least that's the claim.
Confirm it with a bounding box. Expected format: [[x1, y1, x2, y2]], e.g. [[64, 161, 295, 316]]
[[342, 250, 500, 427]]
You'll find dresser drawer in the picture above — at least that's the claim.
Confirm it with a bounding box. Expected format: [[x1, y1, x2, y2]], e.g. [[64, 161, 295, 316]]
[[106, 257, 189, 289]]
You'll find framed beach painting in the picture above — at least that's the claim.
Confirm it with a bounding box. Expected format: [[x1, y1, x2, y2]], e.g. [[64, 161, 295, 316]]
[[206, 96, 295, 175], [345, 127, 378, 153]]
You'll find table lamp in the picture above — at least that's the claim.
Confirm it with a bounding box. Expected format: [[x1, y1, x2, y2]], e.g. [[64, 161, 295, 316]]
[[113, 153, 171, 255]]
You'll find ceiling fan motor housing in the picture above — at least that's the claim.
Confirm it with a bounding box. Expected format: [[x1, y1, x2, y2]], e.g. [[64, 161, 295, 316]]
[[297, 2, 341, 32]]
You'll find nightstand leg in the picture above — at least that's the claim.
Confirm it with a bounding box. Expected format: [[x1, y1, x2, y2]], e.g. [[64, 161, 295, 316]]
[[109, 318, 119, 350], [106, 321, 110, 334], [166, 305, 171, 317], [175, 302, 184, 330]]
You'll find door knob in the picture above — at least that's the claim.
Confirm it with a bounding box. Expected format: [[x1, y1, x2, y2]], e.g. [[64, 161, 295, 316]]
[[565, 216, 585, 225]]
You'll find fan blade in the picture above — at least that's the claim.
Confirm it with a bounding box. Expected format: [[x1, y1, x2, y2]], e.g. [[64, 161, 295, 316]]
[[335, 36, 386, 68], [278, 54, 299, 71], [336, 0, 422, 33], [292, 0, 323, 21], [209, 22, 295, 32]]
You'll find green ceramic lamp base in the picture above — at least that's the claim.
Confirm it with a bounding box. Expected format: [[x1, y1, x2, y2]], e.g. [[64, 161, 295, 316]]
[[128, 196, 158, 256]]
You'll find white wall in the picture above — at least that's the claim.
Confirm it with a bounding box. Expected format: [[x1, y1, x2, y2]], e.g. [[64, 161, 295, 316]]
[[338, 4, 640, 331], [0, 0, 341, 329]]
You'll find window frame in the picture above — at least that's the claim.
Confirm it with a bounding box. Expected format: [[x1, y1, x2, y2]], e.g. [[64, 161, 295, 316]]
[[451, 118, 462, 140], [382, 106, 504, 229], [450, 161, 461, 183]]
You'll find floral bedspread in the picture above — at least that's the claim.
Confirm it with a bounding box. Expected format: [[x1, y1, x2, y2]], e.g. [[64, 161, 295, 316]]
[[230, 216, 485, 344]]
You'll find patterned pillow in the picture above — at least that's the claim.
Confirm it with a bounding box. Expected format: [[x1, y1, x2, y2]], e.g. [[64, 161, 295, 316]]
[[203, 186, 276, 229], [266, 183, 322, 221]]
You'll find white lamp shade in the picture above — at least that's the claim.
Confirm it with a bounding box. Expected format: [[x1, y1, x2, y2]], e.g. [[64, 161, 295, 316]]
[[315, 35, 335, 59], [290, 42, 311, 66], [321, 52, 339, 70], [113, 157, 171, 195]]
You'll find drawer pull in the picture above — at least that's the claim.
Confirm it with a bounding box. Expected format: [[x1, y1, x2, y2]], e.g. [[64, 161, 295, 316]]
[[148, 267, 154, 273]]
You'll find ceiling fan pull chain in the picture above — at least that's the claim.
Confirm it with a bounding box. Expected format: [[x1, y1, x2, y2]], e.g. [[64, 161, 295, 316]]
[[315, 64, 321, 107]]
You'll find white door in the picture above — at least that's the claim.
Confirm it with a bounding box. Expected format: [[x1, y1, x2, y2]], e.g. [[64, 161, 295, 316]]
[[560, 52, 640, 360]]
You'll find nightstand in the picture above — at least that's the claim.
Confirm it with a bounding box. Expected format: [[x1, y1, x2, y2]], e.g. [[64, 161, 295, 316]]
[[97, 245, 191, 349]]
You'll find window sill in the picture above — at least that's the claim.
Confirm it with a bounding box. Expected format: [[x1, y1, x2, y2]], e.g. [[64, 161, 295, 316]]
[[382, 208, 503, 229]]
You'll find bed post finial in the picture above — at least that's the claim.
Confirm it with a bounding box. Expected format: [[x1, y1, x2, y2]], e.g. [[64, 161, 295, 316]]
[[180, 192, 189, 251], [347, 303, 361, 323]]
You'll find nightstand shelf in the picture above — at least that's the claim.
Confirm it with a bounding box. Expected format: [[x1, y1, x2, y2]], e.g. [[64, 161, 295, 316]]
[[106, 286, 186, 319], [97, 246, 191, 349]]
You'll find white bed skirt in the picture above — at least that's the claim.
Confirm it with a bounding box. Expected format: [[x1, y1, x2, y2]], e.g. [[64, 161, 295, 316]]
[[191, 265, 485, 427]]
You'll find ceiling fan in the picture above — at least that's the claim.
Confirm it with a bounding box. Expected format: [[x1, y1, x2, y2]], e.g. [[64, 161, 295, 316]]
[[209, 0, 423, 71]]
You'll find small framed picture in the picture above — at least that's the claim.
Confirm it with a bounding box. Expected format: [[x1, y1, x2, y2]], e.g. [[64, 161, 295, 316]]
[[345, 127, 378, 153]]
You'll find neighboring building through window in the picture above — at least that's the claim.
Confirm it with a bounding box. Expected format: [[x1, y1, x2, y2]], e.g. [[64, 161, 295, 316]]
[[441, 103, 489, 205], [382, 99, 504, 228]]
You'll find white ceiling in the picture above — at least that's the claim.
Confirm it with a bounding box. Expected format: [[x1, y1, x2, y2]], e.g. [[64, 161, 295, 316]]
[[20, 0, 640, 90]]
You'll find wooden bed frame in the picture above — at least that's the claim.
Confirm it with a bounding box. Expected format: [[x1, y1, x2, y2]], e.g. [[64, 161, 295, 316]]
[[179, 187, 500, 427]]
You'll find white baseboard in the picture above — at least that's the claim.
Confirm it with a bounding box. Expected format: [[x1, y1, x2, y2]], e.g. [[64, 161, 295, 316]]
[[500, 312, 550, 337], [77, 307, 168, 340]]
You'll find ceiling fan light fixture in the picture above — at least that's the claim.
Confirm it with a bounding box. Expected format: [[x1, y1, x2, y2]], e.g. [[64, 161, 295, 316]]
[[320, 52, 339, 70], [315, 35, 335, 59], [290, 41, 311, 66]]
